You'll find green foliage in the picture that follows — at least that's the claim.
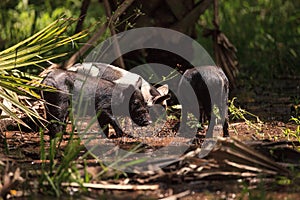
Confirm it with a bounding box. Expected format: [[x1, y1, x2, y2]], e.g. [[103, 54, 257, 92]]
[[197, 0, 300, 78], [290, 96, 300, 118], [239, 180, 271, 200], [282, 117, 300, 146], [229, 97, 263, 132], [40, 129, 85, 197], [0, 19, 86, 72], [0, 0, 105, 51], [186, 113, 203, 129], [0, 18, 87, 129]]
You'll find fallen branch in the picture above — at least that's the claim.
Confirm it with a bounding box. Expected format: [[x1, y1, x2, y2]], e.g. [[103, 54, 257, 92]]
[[61, 182, 159, 190]]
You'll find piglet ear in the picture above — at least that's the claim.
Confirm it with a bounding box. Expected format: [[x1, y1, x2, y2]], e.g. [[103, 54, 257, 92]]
[[153, 94, 170, 105], [134, 77, 142, 90], [156, 84, 169, 96]]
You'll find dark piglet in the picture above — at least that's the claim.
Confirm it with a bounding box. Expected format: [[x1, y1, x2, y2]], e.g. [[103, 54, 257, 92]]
[[42, 69, 151, 138], [178, 66, 229, 137]]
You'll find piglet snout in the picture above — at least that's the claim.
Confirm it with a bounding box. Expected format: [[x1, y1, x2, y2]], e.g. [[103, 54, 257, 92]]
[[143, 119, 152, 126]]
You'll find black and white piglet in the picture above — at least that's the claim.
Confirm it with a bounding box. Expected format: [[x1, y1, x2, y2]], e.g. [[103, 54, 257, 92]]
[[68, 62, 170, 107], [42, 69, 151, 138], [178, 65, 229, 137]]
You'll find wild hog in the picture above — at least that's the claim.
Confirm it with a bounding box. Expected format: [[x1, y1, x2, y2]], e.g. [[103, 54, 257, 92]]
[[178, 66, 229, 137], [68, 62, 170, 107], [41, 69, 151, 138]]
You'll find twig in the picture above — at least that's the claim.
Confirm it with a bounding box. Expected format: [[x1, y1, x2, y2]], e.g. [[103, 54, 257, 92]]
[[61, 182, 159, 190], [65, 0, 136, 69], [110, 0, 136, 24]]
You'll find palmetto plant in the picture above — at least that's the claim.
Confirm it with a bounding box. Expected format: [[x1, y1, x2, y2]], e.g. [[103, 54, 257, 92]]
[[0, 18, 87, 128]]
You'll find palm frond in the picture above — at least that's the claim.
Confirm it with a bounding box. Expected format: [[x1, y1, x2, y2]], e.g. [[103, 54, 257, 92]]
[[0, 18, 88, 130]]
